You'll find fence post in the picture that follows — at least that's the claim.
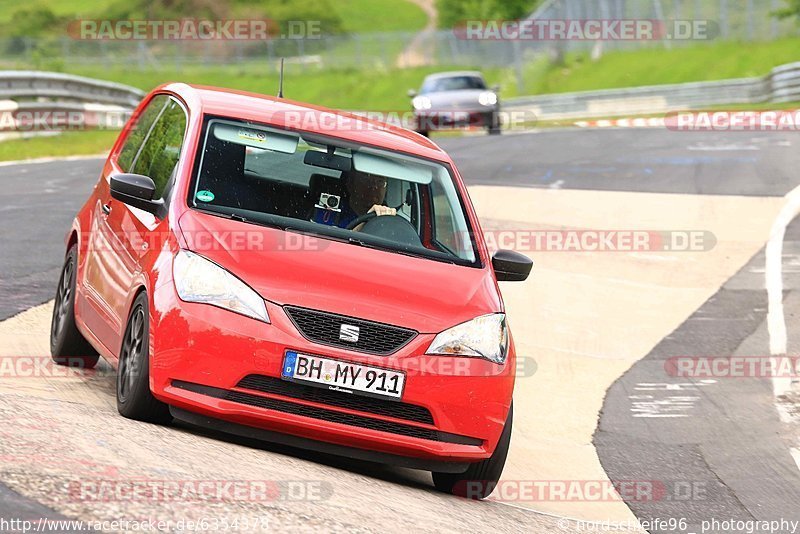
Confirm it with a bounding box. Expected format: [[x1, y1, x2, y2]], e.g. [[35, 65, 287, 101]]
[[719, 0, 729, 39], [513, 40, 524, 94], [653, 0, 670, 49], [770, 0, 779, 37], [354, 34, 362, 69]]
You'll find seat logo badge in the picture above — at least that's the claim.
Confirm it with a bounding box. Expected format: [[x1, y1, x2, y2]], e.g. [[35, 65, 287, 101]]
[[339, 324, 360, 343]]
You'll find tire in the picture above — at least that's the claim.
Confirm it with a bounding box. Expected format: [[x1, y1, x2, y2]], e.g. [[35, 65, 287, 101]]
[[50, 246, 99, 369], [116, 292, 171, 424], [432, 404, 513, 499]]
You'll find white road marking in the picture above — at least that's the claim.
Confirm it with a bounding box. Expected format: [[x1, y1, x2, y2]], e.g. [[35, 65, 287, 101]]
[[765, 183, 800, 356], [687, 144, 759, 151], [765, 184, 800, 466], [791, 448, 800, 472], [629, 381, 716, 418]]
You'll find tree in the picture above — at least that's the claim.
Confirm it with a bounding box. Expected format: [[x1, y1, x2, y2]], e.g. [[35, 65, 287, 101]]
[[774, 0, 800, 19], [436, 0, 542, 29]]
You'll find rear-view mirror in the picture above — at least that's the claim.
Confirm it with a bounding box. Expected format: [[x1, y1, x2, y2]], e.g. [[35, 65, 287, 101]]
[[304, 150, 353, 172]]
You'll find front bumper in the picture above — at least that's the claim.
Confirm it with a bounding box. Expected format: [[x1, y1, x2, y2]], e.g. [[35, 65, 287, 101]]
[[150, 280, 515, 468], [414, 109, 497, 131]]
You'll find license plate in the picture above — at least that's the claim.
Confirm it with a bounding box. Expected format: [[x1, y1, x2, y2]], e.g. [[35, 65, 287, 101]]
[[281, 351, 405, 400]]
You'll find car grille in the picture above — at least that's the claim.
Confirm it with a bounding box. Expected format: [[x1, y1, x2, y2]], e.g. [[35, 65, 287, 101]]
[[237, 374, 434, 425], [172, 380, 481, 446], [283, 306, 417, 355]]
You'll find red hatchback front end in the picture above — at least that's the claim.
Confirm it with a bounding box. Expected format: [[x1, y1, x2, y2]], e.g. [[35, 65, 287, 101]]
[[59, 84, 532, 497], [153, 209, 514, 471]]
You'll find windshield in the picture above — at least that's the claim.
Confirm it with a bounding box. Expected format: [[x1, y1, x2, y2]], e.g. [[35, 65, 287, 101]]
[[189, 117, 478, 265], [421, 75, 487, 93]]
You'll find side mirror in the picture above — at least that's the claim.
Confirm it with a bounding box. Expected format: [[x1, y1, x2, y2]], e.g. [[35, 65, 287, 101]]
[[407, 89, 417, 98], [492, 250, 533, 282], [491, 84, 500, 92], [110, 173, 164, 217]]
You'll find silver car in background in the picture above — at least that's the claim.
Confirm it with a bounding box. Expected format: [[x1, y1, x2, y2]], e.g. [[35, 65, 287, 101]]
[[408, 71, 501, 136]]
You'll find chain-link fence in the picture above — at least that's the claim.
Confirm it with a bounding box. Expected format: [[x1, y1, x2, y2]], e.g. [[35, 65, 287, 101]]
[[0, 0, 796, 76], [0, 33, 524, 73], [528, 0, 800, 52]]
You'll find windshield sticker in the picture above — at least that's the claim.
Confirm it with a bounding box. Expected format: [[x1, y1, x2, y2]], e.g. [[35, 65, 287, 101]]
[[237, 128, 267, 143], [195, 190, 215, 203]]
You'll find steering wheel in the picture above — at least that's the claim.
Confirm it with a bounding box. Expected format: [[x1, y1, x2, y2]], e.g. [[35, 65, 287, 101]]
[[345, 211, 379, 230], [346, 200, 408, 230]]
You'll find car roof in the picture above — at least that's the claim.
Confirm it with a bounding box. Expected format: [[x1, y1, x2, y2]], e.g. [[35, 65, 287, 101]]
[[159, 83, 449, 162], [423, 71, 485, 81]]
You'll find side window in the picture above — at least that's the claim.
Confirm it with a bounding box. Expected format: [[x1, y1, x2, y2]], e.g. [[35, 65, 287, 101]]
[[131, 99, 187, 200], [117, 95, 169, 172], [432, 187, 459, 253]]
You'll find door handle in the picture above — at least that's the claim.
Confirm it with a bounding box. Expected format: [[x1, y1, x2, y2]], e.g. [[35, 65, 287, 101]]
[[102, 203, 112, 215]]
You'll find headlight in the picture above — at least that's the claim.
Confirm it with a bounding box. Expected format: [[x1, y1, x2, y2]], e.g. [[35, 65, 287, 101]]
[[173, 250, 269, 323], [426, 314, 508, 364], [478, 92, 498, 106], [412, 96, 432, 110]]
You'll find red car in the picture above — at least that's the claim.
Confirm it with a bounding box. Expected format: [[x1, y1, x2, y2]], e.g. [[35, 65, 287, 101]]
[[49, 84, 532, 498]]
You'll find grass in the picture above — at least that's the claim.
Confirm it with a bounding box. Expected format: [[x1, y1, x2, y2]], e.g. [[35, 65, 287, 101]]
[[4, 38, 800, 160], [332, 0, 427, 33], [522, 38, 800, 94], [57, 64, 510, 111], [0, 130, 117, 162], [0, 0, 428, 32], [0, 0, 115, 23]]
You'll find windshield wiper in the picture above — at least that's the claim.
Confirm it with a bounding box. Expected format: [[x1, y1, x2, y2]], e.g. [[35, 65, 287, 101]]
[[201, 207, 289, 231], [347, 236, 455, 264]]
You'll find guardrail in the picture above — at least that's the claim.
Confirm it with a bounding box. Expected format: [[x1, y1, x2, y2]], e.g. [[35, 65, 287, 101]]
[[0, 100, 131, 133], [504, 61, 800, 121], [0, 71, 142, 138], [0, 71, 144, 108]]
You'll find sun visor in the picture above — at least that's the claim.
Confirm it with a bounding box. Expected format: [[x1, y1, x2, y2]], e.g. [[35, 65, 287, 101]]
[[352, 151, 433, 184], [212, 121, 299, 154]]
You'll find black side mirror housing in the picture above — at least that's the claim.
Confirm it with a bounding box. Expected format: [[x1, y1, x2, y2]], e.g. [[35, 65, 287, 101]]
[[492, 249, 533, 282], [110, 173, 164, 217]]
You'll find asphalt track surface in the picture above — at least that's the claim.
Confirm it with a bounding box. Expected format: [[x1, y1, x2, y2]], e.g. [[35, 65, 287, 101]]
[[2, 127, 800, 532]]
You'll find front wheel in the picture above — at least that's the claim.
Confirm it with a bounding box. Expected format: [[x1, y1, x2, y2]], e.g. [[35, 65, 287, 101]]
[[116, 292, 171, 424], [50, 246, 99, 369], [432, 404, 512, 499]]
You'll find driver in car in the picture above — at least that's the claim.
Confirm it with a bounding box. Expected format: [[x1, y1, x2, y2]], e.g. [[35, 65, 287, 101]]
[[313, 170, 397, 230]]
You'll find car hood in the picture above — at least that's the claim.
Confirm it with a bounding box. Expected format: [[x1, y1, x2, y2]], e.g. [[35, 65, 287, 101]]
[[421, 89, 490, 110], [177, 209, 501, 333]]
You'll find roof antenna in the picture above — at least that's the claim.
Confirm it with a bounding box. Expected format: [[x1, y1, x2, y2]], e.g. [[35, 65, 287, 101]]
[[277, 58, 285, 98]]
